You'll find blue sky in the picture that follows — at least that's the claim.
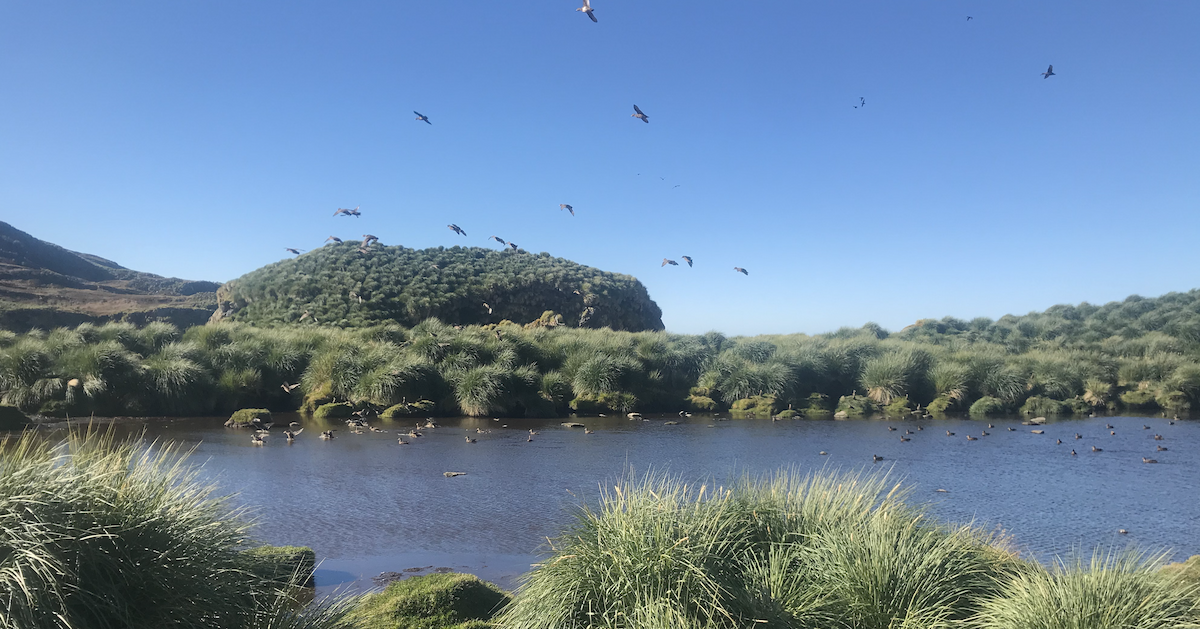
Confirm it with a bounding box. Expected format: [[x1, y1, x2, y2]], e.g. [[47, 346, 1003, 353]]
[[2, 1, 1197, 336]]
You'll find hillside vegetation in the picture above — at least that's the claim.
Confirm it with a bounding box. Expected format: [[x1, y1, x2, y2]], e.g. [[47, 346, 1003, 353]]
[[2, 290, 1200, 418], [0, 220, 219, 330], [213, 242, 664, 332]]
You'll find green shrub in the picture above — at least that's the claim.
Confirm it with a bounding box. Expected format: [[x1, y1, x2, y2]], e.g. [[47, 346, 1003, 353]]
[[969, 396, 1007, 416], [350, 573, 509, 629], [927, 395, 955, 415], [730, 395, 779, 418], [687, 394, 719, 411], [836, 394, 877, 417], [242, 545, 316, 588], [568, 392, 638, 414], [225, 408, 272, 428], [973, 550, 1200, 629], [1065, 397, 1092, 415], [775, 409, 801, 419], [804, 407, 833, 419], [496, 469, 1018, 629], [1155, 389, 1190, 413], [313, 402, 353, 420], [381, 400, 436, 419], [0, 429, 257, 628], [1020, 396, 1066, 416], [1120, 388, 1160, 410], [1161, 555, 1200, 588], [882, 396, 913, 418], [0, 404, 31, 430]]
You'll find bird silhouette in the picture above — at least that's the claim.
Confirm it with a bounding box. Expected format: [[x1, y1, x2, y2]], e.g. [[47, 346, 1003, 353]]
[[1042, 64, 1055, 79], [734, 267, 749, 275], [362, 234, 379, 245], [448, 224, 467, 236], [560, 204, 575, 216], [576, 0, 597, 22], [662, 258, 679, 267], [509, 242, 519, 251], [285, 248, 303, 255], [681, 256, 693, 267], [326, 236, 343, 243], [414, 111, 431, 124], [333, 206, 361, 217], [966, 16, 973, 20], [490, 235, 507, 245], [632, 104, 649, 123]]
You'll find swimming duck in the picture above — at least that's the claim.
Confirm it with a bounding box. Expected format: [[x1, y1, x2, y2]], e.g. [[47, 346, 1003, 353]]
[[284, 428, 302, 441], [397, 437, 409, 445], [946, 430, 955, 436], [872, 454, 883, 462], [1007, 427, 1015, 431], [966, 435, 978, 441], [1092, 446, 1102, 452], [1071, 450, 1076, 456], [465, 436, 476, 443], [320, 430, 336, 440], [887, 426, 896, 431], [981, 431, 989, 436], [251, 434, 265, 445], [1157, 445, 1168, 451], [1056, 439, 1062, 444], [1075, 433, 1082, 439], [1154, 434, 1164, 440], [1142, 457, 1158, 464], [900, 436, 910, 442]]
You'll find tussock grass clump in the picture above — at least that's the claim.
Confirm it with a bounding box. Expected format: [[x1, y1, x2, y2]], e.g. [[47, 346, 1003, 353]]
[[228, 408, 272, 427], [350, 572, 509, 629], [496, 469, 1019, 629], [0, 429, 357, 629], [972, 550, 1200, 629]]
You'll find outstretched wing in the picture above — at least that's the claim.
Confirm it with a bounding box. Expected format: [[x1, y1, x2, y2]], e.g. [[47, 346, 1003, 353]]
[[1047, 65, 1053, 73], [633, 104, 644, 116], [588, 10, 597, 22]]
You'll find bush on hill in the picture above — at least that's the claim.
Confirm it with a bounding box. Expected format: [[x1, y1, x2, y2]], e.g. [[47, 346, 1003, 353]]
[[214, 243, 664, 332]]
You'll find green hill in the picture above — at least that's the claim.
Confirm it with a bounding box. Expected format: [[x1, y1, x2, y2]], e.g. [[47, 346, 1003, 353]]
[[0, 221, 219, 331], [213, 242, 664, 331]]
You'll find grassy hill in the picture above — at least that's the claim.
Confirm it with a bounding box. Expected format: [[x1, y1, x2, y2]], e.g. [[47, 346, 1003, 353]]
[[0, 221, 219, 331], [214, 242, 664, 332]]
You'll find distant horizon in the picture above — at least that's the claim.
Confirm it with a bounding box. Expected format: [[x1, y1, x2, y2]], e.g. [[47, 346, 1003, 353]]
[[3, 2, 1197, 336], [6, 217, 1192, 338]]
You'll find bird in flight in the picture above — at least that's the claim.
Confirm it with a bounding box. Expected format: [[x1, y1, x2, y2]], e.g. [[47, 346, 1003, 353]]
[[966, 16, 973, 21], [632, 104, 649, 123], [362, 234, 379, 246], [681, 256, 693, 267], [662, 258, 679, 267], [285, 248, 303, 255], [1042, 64, 1055, 79], [490, 235, 507, 245], [448, 224, 467, 236], [414, 111, 431, 124], [855, 97, 865, 109], [483, 302, 493, 315], [334, 206, 360, 217], [560, 204, 574, 216], [576, 0, 597, 22], [280, 382, 301, 392], [734, 267, 749, 275], [508, 242, 519, 251], [326, 236, 343, 243]]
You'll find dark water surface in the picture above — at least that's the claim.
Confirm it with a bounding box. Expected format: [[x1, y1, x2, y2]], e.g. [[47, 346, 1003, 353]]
[[109, 414, 1199, 591]]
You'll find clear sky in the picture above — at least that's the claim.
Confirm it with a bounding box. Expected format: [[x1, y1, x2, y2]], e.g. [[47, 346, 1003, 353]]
[[2, 1, 1197, 336]]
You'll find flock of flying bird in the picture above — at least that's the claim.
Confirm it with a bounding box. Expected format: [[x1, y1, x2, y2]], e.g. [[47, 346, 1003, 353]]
[[864, 415, 1177, 466], [284, 4, 1066, 283]]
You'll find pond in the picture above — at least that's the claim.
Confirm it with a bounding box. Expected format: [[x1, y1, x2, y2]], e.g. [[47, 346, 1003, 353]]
[[102, 413, 1199, 591]]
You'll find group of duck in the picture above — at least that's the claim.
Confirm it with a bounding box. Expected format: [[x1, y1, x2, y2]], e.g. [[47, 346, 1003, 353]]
[[869, 418, 1177, 463]]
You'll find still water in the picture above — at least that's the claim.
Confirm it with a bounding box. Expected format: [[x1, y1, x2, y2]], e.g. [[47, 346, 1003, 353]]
[[109, 414, 1198, 590]]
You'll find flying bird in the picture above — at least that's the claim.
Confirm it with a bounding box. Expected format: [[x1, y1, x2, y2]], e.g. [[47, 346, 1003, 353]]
[[448, 224, 467, 236], [280, 382, 301, 393], [414, 111, 431, 124], [334, 206, 361, 217], [483, 302, 493, 315], [966, 16, 973, 20], [285, 248, 303, 255], [681, 256, 693, 267], [490, 235, 507, 245], [632, 104, 649, 123], [734, 267, 748, 275], [576, 0, 597, 22], [662, 258, 678, 267], [326, 236, 343, 243], [362, 234, 379, 246], [560, 204, 574, 216], [1041, 64, 1055, 79], [509, 242, 519, 251]]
